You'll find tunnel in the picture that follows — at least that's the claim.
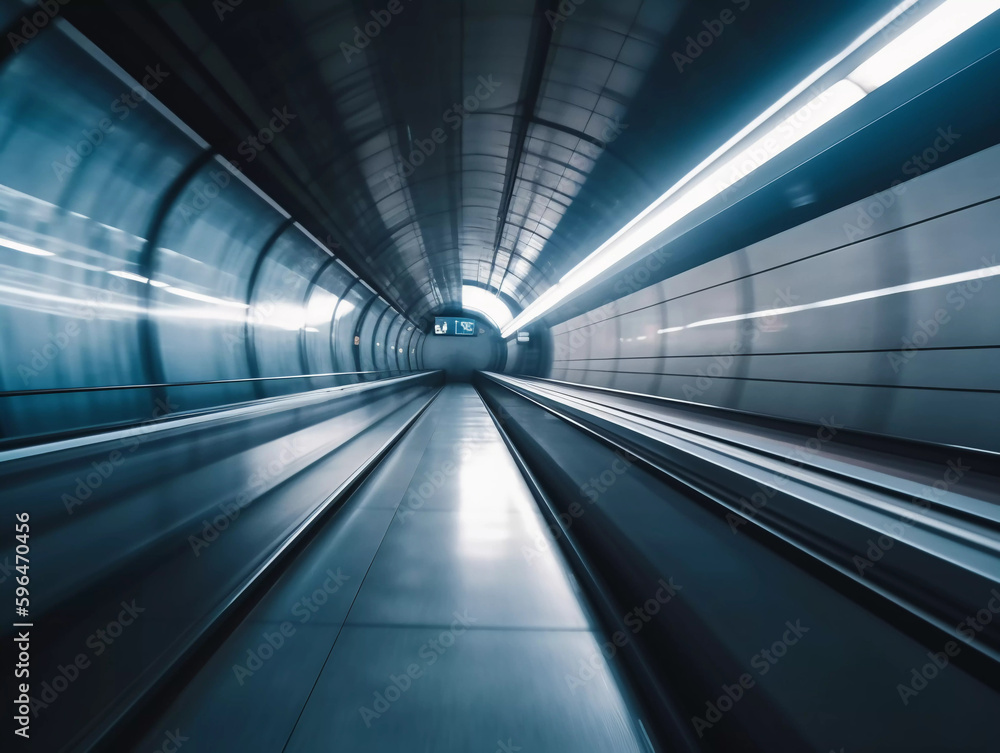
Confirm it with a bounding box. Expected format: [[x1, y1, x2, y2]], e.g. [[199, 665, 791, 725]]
[[1, 0, 999, 751]]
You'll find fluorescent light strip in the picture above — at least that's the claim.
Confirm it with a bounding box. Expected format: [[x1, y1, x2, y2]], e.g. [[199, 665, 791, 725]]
[[659, 264, 1000, 333], [556, 82, 866, 300], [849, 0, 1000, 91], [0, 237, 55, 257], [502, 0, 999, 338], [556, 0, 921, 289]]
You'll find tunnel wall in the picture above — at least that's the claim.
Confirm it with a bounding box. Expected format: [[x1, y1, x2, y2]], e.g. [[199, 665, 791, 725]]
[[504, 324, 552, 377], [544, 143, 1000, 450], [0, 18, 424, 443], [421, 317, 505, 382]]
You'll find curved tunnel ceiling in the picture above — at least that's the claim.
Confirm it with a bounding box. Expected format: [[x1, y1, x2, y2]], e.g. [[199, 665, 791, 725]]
[[63, 0, 910, 330]]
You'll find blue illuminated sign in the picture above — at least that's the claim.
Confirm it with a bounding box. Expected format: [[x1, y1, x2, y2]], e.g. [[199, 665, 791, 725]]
[[433, 317, 478, 336]]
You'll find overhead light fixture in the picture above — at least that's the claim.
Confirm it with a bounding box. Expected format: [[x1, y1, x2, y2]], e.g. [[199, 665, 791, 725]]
[[0, 237, 55, 256], [848, 0, 1000, 92], [501, 0, 1000, 338]]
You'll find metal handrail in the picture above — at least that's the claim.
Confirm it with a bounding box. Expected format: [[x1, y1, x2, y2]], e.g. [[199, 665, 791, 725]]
[[0, 370, 423, 398]]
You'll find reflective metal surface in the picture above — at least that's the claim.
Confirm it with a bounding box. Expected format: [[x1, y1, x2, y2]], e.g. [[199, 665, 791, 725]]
[[1, 2, 999, 751], [0, 373, 440, 752], [48, 0, 918, 328], [549, 142, 1000, 451], [479, 375, 1000, 752], [129, 385, 649, 753], [0, 11, 423, 440]]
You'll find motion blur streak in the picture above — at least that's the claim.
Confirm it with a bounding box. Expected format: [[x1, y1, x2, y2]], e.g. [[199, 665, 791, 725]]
[[1, 1, 999, 752]]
